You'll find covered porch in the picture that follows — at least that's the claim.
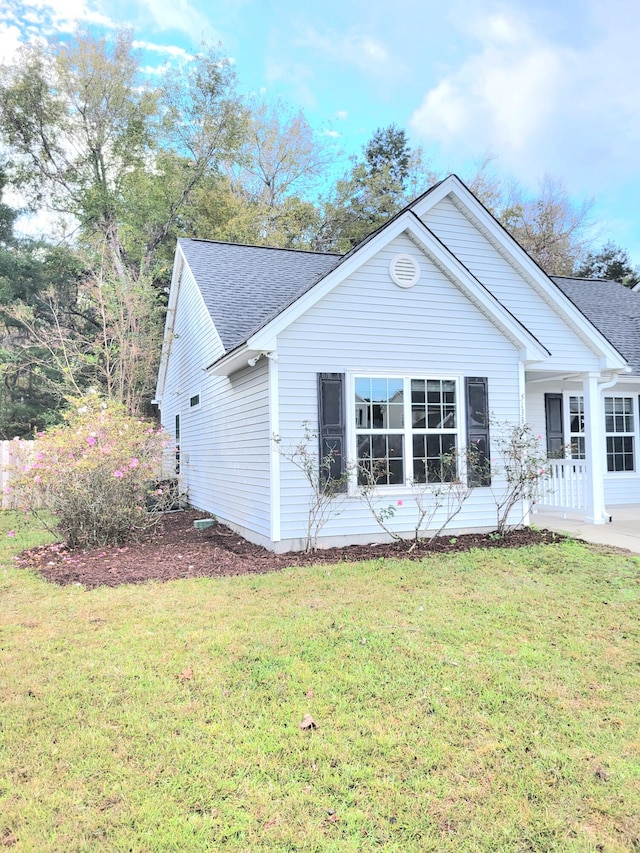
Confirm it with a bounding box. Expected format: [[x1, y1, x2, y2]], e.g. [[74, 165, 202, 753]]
[[525, 368, 640, 526]]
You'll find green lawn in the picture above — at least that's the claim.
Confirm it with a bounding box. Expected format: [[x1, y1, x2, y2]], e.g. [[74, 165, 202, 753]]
[[1, 511, 639, 852]]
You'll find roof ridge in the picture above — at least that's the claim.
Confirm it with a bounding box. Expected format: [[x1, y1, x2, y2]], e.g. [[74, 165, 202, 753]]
[[178, 236, 342, 258]]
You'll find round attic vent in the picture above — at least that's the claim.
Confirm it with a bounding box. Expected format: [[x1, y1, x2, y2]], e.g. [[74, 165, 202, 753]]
[[389, 254, 420, 288]]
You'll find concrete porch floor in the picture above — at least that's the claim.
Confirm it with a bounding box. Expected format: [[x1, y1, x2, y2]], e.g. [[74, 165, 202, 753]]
[[532, 505, 640, 555]]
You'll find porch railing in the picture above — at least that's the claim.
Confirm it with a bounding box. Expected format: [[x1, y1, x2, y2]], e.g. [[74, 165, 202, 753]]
[[535, 459, 588, 511]]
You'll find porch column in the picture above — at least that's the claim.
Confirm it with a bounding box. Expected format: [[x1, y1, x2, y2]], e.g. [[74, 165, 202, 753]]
[[583, 372, 608, 524]]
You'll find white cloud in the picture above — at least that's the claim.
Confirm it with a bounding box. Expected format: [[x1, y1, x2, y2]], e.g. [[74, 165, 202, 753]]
[[0, 0, 114, 61], [323, 128, 340, 138], [136, 0, 222, 44], [0, 24, 22, 63], [296, 26, 403, 80], [132, 40, 193, 60], [335, 110, 348, 121], [18, 0, 114, 31], [409, 4, 640, 194]]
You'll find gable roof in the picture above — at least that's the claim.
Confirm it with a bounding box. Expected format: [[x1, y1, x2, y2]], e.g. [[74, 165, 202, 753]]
[[177, 176, 634, 376], [552, 276, 640, 375], [178, 238, 341, 351]]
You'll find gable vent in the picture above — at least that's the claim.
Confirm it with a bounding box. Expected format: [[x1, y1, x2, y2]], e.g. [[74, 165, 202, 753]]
[[389, 254, 420, 288]]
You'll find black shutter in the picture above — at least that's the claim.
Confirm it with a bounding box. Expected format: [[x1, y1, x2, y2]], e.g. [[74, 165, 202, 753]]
[[465, 376, 491, 486], [318, 373, 346, 486], [544, 393, 564, 457]]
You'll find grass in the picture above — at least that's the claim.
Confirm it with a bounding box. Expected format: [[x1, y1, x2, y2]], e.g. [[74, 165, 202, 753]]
[[1, 511, 639, 851]]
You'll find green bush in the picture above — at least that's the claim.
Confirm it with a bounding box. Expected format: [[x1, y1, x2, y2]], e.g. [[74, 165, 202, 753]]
[[14, 394, 169, 547]]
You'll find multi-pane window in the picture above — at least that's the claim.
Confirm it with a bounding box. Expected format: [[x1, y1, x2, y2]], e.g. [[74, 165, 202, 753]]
[[411, 379, 457, 482], [569, 395, 585, 460], [355, 377, 404, 485], [605, 396, 635, 472], [354, 376, 458, 486], [175, 413, 181, 475]]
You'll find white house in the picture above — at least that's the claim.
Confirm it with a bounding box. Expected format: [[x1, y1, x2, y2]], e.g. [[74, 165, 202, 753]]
[[154, 175, 640, 552]]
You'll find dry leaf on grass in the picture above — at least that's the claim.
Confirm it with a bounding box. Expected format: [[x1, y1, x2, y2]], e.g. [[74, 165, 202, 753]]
[[176, 668, 193, 681], [299, 713, 317, 730]]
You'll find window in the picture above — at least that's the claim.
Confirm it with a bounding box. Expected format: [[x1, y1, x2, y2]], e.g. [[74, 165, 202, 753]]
[[189, 393, 200, 408], [174, 413, 181, 475], [568, 395, 585, 459], [605, 396, 635, 472], [354, 376, 458, 486]]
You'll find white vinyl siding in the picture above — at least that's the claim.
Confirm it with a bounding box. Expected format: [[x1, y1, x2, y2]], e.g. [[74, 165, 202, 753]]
[[160, 262, 271, 538], [276, 233, 523, 546], [421, 196, 603, 373]]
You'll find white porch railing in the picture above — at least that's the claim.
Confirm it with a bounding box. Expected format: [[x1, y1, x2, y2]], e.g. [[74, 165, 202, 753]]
[[536, 459, 588, 511]]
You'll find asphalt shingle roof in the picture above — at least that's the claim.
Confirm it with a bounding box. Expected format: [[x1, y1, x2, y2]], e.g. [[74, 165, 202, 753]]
[[178, 239, 640, 377], [552, 276, 640, 375], [178, 238, 342, 351]]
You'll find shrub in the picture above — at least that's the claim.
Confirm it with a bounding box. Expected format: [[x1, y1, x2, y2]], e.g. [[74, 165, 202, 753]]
[[14, 394, 169, 548], [491, 420, 548, 535]]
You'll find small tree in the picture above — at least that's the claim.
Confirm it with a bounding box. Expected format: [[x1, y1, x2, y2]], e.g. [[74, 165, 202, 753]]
[[13, 393, 169, 547], [490, 420, 548, 535], [273, 423, 348, 552], [358, 446, 482, 549]]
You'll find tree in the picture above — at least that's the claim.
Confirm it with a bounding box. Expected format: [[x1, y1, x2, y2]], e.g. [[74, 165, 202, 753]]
[[575, 241, 640, 288], [0, 246, 86, 439], [0, 30, 245, 279], [466, 166, 594, 276], [316, 125, 436, 252], [364, 124, 411, 184], [0, 30, 245, 419]]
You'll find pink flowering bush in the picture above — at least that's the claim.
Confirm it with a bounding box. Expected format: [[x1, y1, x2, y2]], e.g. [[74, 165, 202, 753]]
[[14, 395, 169, 547]]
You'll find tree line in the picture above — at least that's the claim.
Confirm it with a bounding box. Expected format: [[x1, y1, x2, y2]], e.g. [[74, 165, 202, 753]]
[[0, 30, 637, 438]]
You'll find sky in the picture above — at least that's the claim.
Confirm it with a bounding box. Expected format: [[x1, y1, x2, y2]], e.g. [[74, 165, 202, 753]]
[[1, 0, 640, 259]]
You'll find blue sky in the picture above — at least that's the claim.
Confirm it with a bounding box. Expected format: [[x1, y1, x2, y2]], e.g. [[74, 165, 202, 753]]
[[2, 0, 640, 260]]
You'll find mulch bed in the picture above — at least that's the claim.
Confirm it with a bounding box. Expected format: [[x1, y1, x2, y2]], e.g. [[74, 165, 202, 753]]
[[15, 509, 566, 589]]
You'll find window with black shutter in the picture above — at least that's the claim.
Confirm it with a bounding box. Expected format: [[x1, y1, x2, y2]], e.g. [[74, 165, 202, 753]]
[[465, 377, 491, 486], [318, 373, 346, 485]]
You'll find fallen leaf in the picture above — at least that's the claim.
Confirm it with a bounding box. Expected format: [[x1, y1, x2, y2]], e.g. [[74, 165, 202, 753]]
[[264, 816, 279, 829], [594, 764, 609, 781], [306, 690, 313, 698], [177, 668, 193, 681], [299, 713, 317, 730]]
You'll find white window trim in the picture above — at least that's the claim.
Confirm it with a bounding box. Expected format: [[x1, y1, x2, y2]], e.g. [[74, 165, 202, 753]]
[[604, 394, 637, 475], [563, 392, 585, 460], [346, 372, 465, 495]]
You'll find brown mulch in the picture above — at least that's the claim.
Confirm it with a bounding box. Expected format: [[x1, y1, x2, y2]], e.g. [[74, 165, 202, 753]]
[[15, 509, 566, 589]]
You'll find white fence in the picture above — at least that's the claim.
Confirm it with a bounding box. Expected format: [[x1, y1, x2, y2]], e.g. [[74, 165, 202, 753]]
[[536, 459, 588, 511], [0, 439, 35, 509]]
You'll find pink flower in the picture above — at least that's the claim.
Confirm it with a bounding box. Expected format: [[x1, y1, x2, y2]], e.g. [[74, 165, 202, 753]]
[[129, 458, 139, 468], [113, 470, 124, 478], [397, 499, 403, 506], [34, 475, 42, 484], [36, 451, 44, 460], [68, 453, 74, 459], [7, 530, 15, 538]]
